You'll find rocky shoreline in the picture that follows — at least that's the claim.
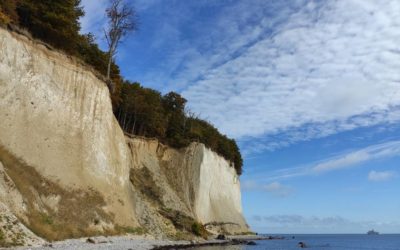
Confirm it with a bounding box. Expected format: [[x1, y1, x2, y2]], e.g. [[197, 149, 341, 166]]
[[8, 235, 274, 250], [151, 237, 263, 250]]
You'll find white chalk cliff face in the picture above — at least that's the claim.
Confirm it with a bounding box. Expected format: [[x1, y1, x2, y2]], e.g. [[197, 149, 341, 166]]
[[126, 138, 248, 235], [194, 144, 245, 229], [0, 27, 137, 240], [0, 28, 248, 242]]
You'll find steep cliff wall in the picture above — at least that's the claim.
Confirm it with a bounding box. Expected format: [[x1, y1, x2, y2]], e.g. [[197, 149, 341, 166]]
[[126, 137, 248, 235], [0, 27, 248, 243], [0, 27, 137, 240]]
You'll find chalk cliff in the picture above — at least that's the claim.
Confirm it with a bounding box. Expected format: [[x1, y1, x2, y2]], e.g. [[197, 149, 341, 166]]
[[0, 28, 248, 244], [126, 137, 247, 237]]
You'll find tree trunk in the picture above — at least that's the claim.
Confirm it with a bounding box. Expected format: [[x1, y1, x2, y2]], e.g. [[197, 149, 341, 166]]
[[106, 51, 114, 93], [122, 112, 127, 131], [106, 53, 112, 80], [132, 117, 136, 134]]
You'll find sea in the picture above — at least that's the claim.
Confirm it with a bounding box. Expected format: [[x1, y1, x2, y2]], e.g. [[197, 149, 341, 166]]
[[190, 235, 400, 250]]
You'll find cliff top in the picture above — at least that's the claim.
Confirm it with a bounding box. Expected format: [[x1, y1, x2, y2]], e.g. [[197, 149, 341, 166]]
[[0, 1, 243, 175]]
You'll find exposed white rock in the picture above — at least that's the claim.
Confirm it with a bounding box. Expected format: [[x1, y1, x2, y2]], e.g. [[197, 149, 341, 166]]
[[194, 144, 246, 231], [0, 27, 248, 245], [126, 137, 248, 234], [0, 27, 137, 229]]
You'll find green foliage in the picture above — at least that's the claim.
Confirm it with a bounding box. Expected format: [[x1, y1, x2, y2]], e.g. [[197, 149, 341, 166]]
[[186, 118, 243, 174], [0, 228, 10, 248], [117, 81, 243, 175], [17, 0, 84, 54], [2, 0, 243, 175], [76, 33, 123, 107], [160, 208, 208, 239], [0, 228, 4, 241], [0, 0, 18, 24], [0, 0, 122, 105], [40, 213, 54, 225], [191, 222, 202, 236], [117, 82, 168, 137], [129, 167, 163, 204]]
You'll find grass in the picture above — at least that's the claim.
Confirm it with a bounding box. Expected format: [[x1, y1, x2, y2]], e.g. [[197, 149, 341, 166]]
[[40, 213, 54, 225], [0, 146, 114, 241], [0, 9, 10, 25], [0, 226, 26, 247], [129, 167, 210, 239], [0, 229, 5, 246], [159, 208, 209, 239], [129, 167, 163, 205], [235, 231, 257, 235], [191, 222, 203, 236]]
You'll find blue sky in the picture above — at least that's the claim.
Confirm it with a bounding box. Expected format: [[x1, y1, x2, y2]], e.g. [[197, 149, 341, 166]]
[[80, 0, 400, 233]]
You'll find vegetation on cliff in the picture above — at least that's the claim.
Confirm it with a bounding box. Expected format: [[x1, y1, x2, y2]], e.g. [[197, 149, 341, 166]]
[[119, 82, 243, 173], [0, 0, 243, 175]]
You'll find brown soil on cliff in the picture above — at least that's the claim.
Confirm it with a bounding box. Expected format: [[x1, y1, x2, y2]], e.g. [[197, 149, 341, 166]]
[[0, 146, 115, 241]]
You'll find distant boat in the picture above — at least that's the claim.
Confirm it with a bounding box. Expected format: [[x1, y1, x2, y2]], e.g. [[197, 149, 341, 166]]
[[367, 229, 379, 235]]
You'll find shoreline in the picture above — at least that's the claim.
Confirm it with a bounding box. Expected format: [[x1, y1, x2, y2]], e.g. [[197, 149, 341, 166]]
[[152, 235, 271, 250], [10, 234, 273, 250]]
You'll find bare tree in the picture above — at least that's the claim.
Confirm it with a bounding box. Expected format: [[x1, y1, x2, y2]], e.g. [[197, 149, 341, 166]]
[[104, 0, 137, 92]]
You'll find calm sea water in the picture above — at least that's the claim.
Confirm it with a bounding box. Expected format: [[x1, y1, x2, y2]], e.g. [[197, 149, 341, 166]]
[[190, 235, 400, 250]]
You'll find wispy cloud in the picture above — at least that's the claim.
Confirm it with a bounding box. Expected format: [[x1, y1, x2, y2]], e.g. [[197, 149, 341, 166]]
[[178, 0, 400, 149], [368, 170, 397, 182], [242, 180, 293, 197], [313, 141, 400, 173], [252, 140, 400, 181], [79, 0, 108, 36], [313, 151, 371, 173], [80, 0, 400, 154]]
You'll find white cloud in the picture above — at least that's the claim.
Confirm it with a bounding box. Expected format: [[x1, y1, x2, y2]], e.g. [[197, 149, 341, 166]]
[[79, 0, 108, 36], [177, 0, 400, 149], [80, 0, 400, 154], [368, 170, 396, 182], [251, 140, 400, 181], [313, 151, 370, 172], [262, 182, 293, 197], [260, 215, 349, 226], [312, 141, 400, 173], [242, 180, 293, 197]]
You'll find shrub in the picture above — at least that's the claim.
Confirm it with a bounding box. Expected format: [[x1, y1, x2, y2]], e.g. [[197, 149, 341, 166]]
[[191, 222, 202, 236], [40, 213, 54, 225], [160, 208, 209, 239], [117, 81, 243, 175], [3, 0, 243, 175], [0, 0, 18, 24]]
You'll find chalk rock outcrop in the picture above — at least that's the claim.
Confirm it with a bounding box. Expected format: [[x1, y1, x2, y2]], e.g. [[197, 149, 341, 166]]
[[127, 137, 248, 236], [0, 27, 248, 243], [0, 27, 137, 240]]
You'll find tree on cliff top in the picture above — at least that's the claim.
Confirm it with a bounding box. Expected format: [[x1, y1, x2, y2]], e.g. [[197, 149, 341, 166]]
[[104, 0, 137, 93], [1, 0, 243, 175], [1, 0, 126, 108], [17, 0, 84, 54], [116, 81, 244, 175], [0, 0, 18, 24]]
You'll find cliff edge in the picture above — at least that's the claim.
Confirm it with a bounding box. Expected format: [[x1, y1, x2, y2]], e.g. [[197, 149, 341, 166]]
[[0, 27, 248, 245]]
